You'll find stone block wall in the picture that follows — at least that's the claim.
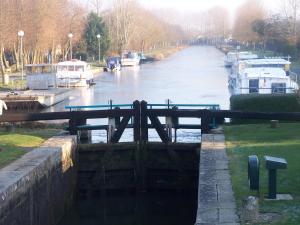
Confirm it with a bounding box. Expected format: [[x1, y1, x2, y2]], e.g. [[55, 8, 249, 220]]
[[0, 136, 77, 225]]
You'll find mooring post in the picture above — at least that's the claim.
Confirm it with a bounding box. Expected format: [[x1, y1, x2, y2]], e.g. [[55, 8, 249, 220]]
[[141, 100, 148, 142], [133, 100, 141, 142]]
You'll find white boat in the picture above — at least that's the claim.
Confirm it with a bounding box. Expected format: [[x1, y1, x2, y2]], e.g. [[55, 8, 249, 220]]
[[224, 51, 258, 67], [56, 60, 94, 87], [229, 58, 298, 95], [121, 51, 140, 67]]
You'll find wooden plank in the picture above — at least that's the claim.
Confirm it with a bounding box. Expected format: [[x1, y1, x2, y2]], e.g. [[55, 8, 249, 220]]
[[148, 115, 169, 143], [212, 110, 300, 121], [0, 109, 135, 122], [110, 116, 131, 143], [147, 109, 206, 117]]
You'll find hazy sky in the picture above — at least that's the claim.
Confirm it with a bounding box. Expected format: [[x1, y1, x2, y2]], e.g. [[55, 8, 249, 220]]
[[139, 0, 278, 15]]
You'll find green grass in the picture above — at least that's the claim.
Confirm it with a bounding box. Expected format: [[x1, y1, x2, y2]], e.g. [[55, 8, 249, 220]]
[[224, 123, 300, 224], [0, 127, 61, 168], [0, 79, 27, 91]]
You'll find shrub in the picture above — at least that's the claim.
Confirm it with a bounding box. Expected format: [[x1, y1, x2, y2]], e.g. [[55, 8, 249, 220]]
[[230, 94, 300, 112], [230, 94, 300, 123]]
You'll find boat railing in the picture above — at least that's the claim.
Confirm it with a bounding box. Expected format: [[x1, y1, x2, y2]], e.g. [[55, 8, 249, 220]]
[[239, 87, 297, 94]]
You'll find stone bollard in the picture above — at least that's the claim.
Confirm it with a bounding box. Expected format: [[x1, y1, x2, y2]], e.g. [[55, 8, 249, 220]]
[[270, 120, 279, 129], [241, 196, 259, 223]]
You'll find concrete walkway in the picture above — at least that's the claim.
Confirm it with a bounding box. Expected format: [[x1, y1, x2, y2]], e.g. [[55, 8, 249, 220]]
[[195, 131, 240, 225]]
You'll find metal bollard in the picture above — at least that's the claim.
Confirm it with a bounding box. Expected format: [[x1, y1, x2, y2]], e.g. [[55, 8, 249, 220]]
[[264, 156, 287, 199]]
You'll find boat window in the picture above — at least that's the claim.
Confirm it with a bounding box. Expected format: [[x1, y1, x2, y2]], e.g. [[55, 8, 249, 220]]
[[58, 65, 68, 71], [75, 66, 84, 72], [271, 83, 286, 94], [249, 79, 259, 93], [251, 64, 284, 68], [68, 66, 75, 71]]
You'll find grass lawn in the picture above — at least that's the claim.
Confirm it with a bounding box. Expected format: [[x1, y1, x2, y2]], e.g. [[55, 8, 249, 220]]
[[0, 127, 62, 168], [224, 123, 300, 225]]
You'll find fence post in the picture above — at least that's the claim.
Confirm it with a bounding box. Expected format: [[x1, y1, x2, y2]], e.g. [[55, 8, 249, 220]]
[[201, 109, 211, 134], [133, 100, 141, 142], [141, 100, 148, 142]]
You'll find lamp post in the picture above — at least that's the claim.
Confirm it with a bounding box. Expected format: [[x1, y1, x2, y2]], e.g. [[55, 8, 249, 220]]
[[97, 34, 101, 64], [68, 33, 73, 60], [18, 30, 24, 89]]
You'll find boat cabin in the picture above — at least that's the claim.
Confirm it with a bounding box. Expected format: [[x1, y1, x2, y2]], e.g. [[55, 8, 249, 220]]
[[56, 60, 93, 87], [232, 67, 298, 95]]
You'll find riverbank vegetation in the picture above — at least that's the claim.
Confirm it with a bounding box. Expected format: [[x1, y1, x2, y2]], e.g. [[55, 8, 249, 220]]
[[230, 94, 300, 112], [225, 123, 300, 224], [230, 0, 300, 64], [0, 125, 62, 168], [0, 0, 186, 83]]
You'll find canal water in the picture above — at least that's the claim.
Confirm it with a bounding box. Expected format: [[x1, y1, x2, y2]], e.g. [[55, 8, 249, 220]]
[[55, 46, 229, 225], [48, 46, 230, 143]]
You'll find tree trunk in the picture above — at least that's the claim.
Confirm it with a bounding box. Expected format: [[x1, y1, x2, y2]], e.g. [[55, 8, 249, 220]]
[[13, 44, 20, 71], [32, 49, 38, 64], [0, 47, 6, 84], [51, 41, 55, 63], [1, 45, 9, 68]]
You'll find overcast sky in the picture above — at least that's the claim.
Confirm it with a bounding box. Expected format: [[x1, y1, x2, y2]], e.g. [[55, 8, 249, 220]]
[[143, 0, 279, 14]]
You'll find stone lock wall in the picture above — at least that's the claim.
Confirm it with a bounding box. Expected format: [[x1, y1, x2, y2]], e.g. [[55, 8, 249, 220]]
[[0, 136, 77, 225]]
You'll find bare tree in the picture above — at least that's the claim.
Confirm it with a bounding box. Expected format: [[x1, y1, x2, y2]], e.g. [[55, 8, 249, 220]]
[[232, 0, 265, 43]]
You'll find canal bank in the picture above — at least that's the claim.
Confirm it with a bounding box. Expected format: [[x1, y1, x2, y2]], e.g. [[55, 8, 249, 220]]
[[0, 136, 77, 225]]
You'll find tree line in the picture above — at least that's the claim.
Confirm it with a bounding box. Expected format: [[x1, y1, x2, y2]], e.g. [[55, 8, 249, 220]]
[[231, 0, 300, 59], [0, 0, 186, 82]]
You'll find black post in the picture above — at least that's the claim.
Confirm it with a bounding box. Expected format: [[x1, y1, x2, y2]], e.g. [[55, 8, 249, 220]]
[[268, 169, 277, 199], [68, 118, 77, 135], [201, 110, 211, 134], [141, 100, 148, 142], [133, 100, 141, 142], [172, 106, 179, 142], [115, 107, 121, 128]]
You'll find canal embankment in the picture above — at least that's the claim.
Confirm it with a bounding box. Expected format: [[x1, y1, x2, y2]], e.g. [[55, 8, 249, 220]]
[[0, 135, 77, 225], [225, 123, 300, 224], [0, 89, 70, 111], [196, 130, 239, 225], [144, 45, 187, 61]]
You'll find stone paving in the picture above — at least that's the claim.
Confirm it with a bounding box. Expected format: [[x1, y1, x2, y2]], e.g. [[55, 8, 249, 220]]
[[195, 131, 240, 225]]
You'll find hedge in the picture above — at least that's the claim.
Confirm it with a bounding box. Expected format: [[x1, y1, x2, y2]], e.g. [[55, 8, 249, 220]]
[[230, 94, 300, 123], [230, 94, 300, 112]]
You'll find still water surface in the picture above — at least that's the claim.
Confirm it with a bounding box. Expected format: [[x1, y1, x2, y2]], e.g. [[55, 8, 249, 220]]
[[50, 46, 229, 110], [56, 46, 229, 225], [59, 192, 197, 225], [48, 46, 230, 143]]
